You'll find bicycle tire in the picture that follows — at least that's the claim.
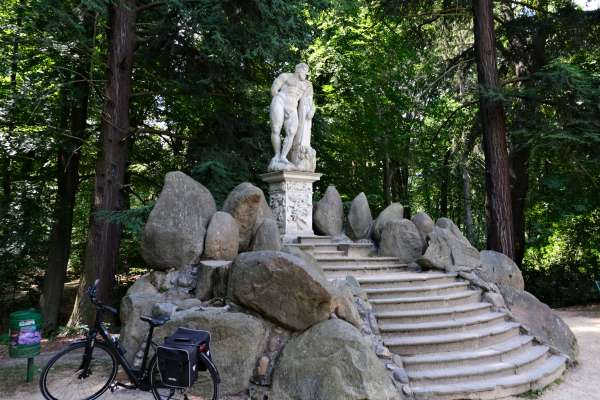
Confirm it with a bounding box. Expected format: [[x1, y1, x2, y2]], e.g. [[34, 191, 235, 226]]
[[149, 355, 219, 400], [40, 340, 118, 400]]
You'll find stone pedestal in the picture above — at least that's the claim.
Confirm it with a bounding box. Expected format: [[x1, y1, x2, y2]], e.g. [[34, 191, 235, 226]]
[[260, 171, 322, 240]]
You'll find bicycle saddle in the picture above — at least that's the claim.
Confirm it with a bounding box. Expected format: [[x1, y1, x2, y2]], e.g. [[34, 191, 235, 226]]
[[140, 315, 170, 327]]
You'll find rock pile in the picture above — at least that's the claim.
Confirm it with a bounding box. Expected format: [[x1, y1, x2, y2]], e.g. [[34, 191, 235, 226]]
[[122, 172, 403, 399], [122, 174, 576, 399]]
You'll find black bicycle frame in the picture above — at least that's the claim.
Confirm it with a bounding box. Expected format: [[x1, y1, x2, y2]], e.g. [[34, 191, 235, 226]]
[[84, 309, 157, 391]]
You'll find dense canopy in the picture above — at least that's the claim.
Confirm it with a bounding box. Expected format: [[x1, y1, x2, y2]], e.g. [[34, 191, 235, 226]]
[[0, 0, 598, 331]]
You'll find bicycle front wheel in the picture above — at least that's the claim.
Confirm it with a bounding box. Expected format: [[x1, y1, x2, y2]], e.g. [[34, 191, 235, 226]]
[[40, 341, 118, 400], [149, 355, 219, 400]]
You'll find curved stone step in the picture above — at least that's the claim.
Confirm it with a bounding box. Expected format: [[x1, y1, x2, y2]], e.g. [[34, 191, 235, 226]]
[[410, 355, 567, 400], [379, 312, 507, 338], [356, 272, 458, 289], [376, 302, 492, 324], [408, 344, 550, 385], [323, 263, 409, 278], [371, 290, 481, 312], [313, 250, 346, 257], [286, 243, 340, 252], [385, 322, 521, 355], [315, 256, 402, 266], [403, 335, 534, 371], [365, 281, 470, 299]]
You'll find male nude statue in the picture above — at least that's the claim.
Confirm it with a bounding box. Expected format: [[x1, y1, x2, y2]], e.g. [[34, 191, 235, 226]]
[[268, 63, 312, 171]]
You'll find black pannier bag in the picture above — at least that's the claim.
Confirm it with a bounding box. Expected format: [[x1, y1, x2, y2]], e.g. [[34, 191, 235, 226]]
[[156, 327, 212, 388]]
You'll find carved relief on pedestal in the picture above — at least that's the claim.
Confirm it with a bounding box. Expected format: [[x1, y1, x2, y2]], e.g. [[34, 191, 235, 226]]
[[260, 171, 322, 238]]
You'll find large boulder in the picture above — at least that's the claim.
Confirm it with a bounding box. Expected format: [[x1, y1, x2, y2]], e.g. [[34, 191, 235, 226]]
[[141, 171, 216, 270], [120, 290, 164, 362], [372, 203, 404, 241], [378, 219, 424, 263], [223, 182, 274, 251], [228, 251, 332, 331], [272, 319, 399, 400], [156, 308, 270, 396], [346, 192, 373, 240], [203, 211, 239, 260], [498, 284, 578, 361], [313, 186, 344, 236], [418, 218, 480, 271], [411, 211, 434, 239], [478, 250, 525, 290], [250, 218, 281, 251]]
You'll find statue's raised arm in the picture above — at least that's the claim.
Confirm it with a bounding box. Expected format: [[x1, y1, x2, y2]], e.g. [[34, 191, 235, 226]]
[[268, 63, 316, 172]]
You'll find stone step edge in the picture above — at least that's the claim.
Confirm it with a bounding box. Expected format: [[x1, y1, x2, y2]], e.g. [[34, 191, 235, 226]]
[[402, 335, 533, 366], [379, 311, 507, 333], [410, 355, 567, 396], [384, 322, 520, 347], [408, 344, 549, 381], [356, 272, 457, 283], [315, 256, 400, 261], [365, 281, 468, 294], [370, 290, 481, 305], [375, 302, 491, 319]]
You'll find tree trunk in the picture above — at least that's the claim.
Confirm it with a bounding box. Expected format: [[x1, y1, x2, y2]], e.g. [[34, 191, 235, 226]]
[[383, 148, 392, 205], [41, 10, 96, 332], [508, 4, 548, 267], [69, 0, 136, 326], [439, 149, 451, 217], [472, 0, 515, 259]]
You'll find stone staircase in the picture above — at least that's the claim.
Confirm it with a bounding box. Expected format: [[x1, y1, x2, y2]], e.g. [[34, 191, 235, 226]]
[[288, 235, 567, 400]]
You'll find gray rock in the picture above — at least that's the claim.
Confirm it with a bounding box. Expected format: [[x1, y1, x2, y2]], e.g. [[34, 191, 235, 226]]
[[125, 274, 159, 296], [120, 291, 165, 362], [141, 171, 216, 270], [411, 211, 434, 238], [378, 219, 425, 264], [281, 246, 321, 271], [196, 260, 232, 301], [250, 218, 281, 251], [418, 218, 480, 272], [372, 203, 404, 241], [329, 280, 362, 328], [498, 284, 578, 361], [223, 182, 274, 252], [483, 291, 506, 309], [156, 308, 270, 396], [272, 319, 399, 400], [152, 302, 177, 319], [313, 186, 344, 236], [203, 211, 239, 261], [346, 192, 373, 240], [228, 251, 332, 331], [478, 250, 525, 290]]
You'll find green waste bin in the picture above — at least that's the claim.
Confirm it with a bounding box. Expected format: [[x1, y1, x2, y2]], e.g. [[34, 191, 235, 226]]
[[9, 309, 42, 382]]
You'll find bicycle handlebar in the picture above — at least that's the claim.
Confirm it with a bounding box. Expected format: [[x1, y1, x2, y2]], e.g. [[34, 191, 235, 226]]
[[86, 279, 118, 315]]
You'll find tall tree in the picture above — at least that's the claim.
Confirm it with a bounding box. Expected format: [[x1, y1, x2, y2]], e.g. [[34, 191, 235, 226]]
[[69, 0, 136, 325], [472, 0, 514, 258], [40, 7, 96, 332]]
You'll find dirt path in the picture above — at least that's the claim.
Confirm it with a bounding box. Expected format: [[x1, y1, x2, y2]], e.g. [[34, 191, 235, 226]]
[[1, 309, 598, 400]]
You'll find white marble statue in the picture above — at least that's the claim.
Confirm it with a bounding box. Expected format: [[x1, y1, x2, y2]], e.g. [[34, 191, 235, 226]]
[[268, 63, 317, 172]]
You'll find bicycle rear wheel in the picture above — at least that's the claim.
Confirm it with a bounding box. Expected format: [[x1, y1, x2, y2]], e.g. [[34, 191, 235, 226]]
[[40, 341, 118, 400], [149, 355, 218, 400]]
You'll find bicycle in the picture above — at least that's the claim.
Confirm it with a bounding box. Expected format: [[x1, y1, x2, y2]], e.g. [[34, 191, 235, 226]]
[[40, 280, 220, 400]]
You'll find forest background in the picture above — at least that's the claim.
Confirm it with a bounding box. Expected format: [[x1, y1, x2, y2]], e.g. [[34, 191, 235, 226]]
[[0, 0, 598, 333]]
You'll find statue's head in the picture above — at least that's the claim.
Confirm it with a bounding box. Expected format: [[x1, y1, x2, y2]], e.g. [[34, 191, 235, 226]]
[[295, 63, 309, 81]]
